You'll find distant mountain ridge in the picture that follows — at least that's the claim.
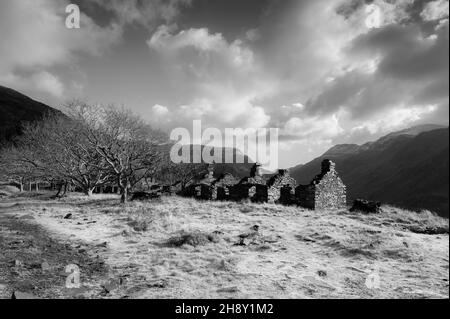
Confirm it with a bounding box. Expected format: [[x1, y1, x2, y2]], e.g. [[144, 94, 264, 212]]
[[178, 144, 255, 178], [290, 125, 449, 217], [0, 85, 63, 144]]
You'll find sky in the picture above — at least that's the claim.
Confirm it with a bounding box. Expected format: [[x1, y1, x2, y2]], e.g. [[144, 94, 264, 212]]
[[0, 0, 448, 168]]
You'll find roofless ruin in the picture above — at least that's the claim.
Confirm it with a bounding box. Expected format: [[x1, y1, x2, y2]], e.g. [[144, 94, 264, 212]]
[[182, 159, 347, 210]]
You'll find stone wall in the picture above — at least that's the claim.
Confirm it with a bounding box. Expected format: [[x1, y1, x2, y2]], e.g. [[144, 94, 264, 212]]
[[267, 169, 297, 204], [295, 159, 346, 210], [314, 170, 347, 210], [295, 184, 315, 209], [212, 173, 239, 200]]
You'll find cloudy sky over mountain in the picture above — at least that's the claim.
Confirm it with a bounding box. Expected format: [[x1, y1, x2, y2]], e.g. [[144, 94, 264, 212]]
[[0, 0, 448, 167]]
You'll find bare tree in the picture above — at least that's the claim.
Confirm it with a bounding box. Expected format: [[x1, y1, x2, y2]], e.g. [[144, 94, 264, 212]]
[[155, 150, 208, 191], [16, 115, 113, 196], [157, 161, 208, 191], [0, 144, 40, 192], [67, 102, 168, 203]]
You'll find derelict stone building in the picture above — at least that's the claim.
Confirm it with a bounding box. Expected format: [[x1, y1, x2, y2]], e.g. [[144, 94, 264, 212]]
[[229, 163, 268, 202], [212, 173, 239, 200], [295, 159, 346, 210], [266, 169, 297, 204], [183, 164, 215, 200], [179, 159, 347, 210]]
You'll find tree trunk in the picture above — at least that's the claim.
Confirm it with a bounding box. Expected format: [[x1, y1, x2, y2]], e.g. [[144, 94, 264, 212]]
[[120, 187, 128, 204], [56, 183, 63, 197], [86, 188, 94, 196], [63, 181, 68, 196], [19, 182, 24, 193]]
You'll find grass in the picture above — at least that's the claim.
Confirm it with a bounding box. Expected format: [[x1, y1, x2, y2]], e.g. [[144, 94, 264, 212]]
[[0, 191, 448, 299]]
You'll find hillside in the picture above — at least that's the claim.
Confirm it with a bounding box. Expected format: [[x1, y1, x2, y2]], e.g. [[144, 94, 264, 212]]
[[290, 126, 449, 217], [0, 193, 448, 299], [179, 144, 255, 179], [0, 86, 62, 144]]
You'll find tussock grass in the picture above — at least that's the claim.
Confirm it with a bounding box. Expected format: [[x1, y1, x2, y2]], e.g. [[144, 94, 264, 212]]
[[2, 194, 448, 299], [166, 231, 220, 247], [0, 185, 20, 197]]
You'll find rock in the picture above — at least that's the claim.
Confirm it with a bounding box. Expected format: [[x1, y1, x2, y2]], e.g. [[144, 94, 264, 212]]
[[13, 259, 23, 267], [262, 235, 279, 243], [217, 286, 239, 293], [317, 270, 327, 277], [350, 199, 381, 214], [121, 230, 131, 237], [63, 287, 89, 298], [0, 283, 9, 299], [235, 238, 249, 246], [64, 213, 73, 219], [238, 225, 260, 244], [102, 280, 120, 294], [146, 279, 168, 288], [41, 262, 51, 271], [407, 225, 449, 235], [96, 242, 108, 248], [119, 275, 130, 286], [11, 291, 40, 299], [124, 240, 139, 245], [167, 232, 220, 247], [129, 220, 148, 232], [131, 191, 161, 201], [19, 214, 34, 220]]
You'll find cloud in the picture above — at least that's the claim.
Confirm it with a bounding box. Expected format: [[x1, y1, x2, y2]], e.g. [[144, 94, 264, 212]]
[[152, 104, 170, 117], [0, 71, 64, 98], [0, 0, 121, 97], [304, 18, 448, 122], [421, 0, 449, 21], [31, 72, 65, 98], [282, 113, 343, 141], [143, 0, 448, 167], [146, 25, 274, 131], [90, 0, 192, 28]]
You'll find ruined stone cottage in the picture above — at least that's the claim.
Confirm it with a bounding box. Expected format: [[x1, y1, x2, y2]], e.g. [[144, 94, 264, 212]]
[[212, 173, 239, 200], [267, 169, 297, 204], [295, 159, 346, 210], [229, 163, 269, 202], [183, 164, 215, 200]]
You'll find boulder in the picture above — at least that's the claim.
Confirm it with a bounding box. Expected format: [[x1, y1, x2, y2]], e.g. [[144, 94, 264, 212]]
[[11, 291, 40, 299], [350, 199, 381, 214], [130, 191, 160, 201]]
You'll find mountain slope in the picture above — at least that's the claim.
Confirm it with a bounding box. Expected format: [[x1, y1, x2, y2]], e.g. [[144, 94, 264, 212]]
[[179, 144, 255, 178], [290, 126, 449, 217], [0, 86, 62, 144]]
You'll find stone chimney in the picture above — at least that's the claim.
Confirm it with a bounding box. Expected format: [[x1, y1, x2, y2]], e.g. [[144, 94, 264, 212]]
[[278, 169, 288, 176], [250, 163, 262, 178], [321, 159, 336, 174], [207, 164, 214, 183]]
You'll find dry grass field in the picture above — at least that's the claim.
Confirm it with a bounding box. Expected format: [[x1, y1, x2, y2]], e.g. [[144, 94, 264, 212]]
[[0, 191, 448, 299]]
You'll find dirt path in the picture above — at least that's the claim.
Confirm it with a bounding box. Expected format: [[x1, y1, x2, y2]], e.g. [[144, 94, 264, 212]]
[[0, 205, 110, 299]]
